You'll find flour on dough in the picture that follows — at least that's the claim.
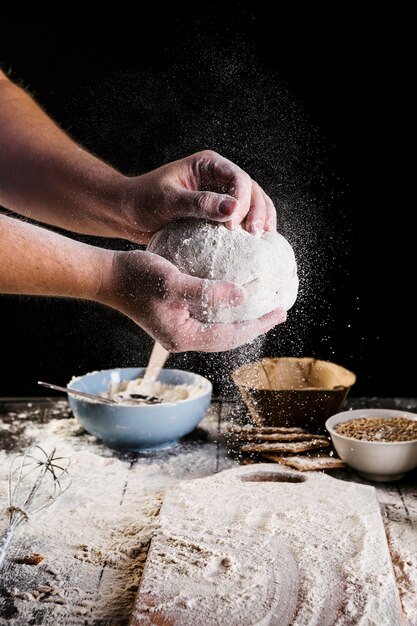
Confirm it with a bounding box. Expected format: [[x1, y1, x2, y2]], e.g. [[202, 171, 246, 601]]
[[148, 219, 299, 323]]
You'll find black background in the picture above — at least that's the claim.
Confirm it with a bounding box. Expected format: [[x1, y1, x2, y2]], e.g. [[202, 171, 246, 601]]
[[0, 2, 413, 397]]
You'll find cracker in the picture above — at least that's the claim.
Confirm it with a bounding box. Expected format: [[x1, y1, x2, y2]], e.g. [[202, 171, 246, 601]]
[[240, 439, 330, 455], [229, 432, 326, 442], [262, 454, 346, 471], [225, 425, 308, 435]]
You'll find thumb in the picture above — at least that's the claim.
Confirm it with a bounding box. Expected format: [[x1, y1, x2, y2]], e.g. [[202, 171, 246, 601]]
[[174, 189, 239, 222]]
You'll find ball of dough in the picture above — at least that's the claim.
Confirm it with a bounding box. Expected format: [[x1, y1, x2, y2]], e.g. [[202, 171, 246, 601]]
[[148, 219, 299, 323]]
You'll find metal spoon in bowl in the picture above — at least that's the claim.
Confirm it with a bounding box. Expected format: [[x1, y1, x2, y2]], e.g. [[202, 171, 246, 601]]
[[38, 381, 116, 404], [37, 381, 162, 405]]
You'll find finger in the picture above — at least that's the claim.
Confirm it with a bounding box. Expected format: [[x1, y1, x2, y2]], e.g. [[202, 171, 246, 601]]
[[245, 181, 268, 236], [222, 166, 252, 229], [174, 274, 246, 309], [173, 189, 240, 222], [263, 191, 277, 232], [197, 151, 252, 228], [178, 307, 287, 352]]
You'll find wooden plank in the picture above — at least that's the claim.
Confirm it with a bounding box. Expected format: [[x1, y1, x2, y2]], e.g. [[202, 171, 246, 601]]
[[388, 472, 417, 624], [132, 465, 403, 625], [1, 397, 416, 625]]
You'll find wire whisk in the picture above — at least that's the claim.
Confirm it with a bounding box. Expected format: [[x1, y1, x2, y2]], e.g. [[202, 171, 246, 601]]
[[0, 446, 71, 567]]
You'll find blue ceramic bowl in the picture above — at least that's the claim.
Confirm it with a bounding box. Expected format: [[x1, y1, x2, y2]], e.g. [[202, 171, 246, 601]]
[[67, 368, 212, 452]]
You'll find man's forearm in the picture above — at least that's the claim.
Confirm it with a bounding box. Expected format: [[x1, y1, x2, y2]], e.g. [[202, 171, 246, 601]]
[[0, 214, 113, 298], [0, 71, 129, 238]]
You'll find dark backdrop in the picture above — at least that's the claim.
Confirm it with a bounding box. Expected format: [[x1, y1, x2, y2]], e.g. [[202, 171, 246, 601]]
[[0, 2, 413, 397]]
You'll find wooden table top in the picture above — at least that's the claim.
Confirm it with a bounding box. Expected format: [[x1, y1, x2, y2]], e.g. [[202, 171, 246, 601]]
[[0, 396, 416, 625]]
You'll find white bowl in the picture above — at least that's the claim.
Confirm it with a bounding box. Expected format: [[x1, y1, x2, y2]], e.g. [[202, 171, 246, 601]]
[[326, 408, 417, 481]]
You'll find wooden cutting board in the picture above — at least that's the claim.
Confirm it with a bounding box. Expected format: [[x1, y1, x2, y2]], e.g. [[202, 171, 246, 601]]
[[130, 465, 404, 625]]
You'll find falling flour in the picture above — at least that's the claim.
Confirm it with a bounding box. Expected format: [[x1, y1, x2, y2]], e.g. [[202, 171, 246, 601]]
[[148, 219, 299, 323]]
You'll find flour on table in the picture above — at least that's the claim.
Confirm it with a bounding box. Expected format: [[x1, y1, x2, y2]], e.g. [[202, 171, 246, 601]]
[[1, 404, 416, 626], [0, 404, 221, 625], [133, 465, 403, 626], [148, 219, 299, 323]]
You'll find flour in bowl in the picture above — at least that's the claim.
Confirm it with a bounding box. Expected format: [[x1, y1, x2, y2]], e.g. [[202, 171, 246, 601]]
[[104, 377, 206, 405]]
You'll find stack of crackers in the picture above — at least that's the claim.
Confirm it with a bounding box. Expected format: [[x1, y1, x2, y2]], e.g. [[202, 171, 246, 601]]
[[225, 424, 345, 471]]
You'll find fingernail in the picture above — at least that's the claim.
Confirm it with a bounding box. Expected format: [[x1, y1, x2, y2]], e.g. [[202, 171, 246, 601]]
[[229, 286, 245, 306], [219, 197, 236, 216]]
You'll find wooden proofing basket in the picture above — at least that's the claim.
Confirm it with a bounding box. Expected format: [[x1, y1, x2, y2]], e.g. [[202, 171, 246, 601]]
[[232, 357, 356, 432]]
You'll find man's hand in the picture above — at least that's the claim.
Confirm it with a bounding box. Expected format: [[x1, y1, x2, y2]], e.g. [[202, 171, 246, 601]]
[[0, 214, 286, 352], [0, 73, 277, 244], [0, 72, 286, 353], [121, 151, 277, 243], [99, 250, 286, 352]]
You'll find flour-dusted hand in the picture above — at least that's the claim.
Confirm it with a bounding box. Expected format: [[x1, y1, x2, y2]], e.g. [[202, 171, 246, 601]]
[[0, 215, 285, 353], [99, 250, 286, 352], [0, 74, 275, 243], [122, 151, 277, 242], [0, 72, 284, 351]]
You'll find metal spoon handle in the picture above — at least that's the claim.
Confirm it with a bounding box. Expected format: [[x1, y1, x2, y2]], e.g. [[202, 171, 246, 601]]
[[37, 381, 115, 404]]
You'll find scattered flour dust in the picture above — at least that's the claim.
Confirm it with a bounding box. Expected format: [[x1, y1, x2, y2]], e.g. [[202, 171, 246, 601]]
[[0, 406, 416, 626], [133, 465, 404, 626], [0, 405, 221, 625]]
